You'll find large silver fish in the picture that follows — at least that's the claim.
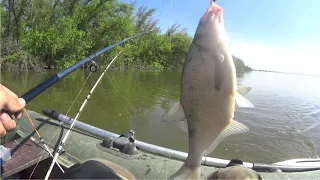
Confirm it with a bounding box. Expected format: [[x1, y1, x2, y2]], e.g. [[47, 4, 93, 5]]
[[163, 1, 254, 179]]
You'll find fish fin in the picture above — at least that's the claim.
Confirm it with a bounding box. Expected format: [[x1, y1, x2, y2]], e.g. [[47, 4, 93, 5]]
[[214, 54, 224, 91], [235, 92, 255, 108], [162, 101, 186, 122], [237, 86, 252, 96], [169, 164, 200, 180], [204, 119, 249, 156], [176, 119, 188, 132]]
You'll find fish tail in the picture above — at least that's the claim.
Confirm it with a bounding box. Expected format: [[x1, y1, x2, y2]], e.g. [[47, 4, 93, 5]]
[[169, 163, 201, 180], [204, 119, 249, 156]]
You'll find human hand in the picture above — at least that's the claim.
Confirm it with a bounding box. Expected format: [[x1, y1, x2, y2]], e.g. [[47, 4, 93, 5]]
[[0, 83, 26, 137]]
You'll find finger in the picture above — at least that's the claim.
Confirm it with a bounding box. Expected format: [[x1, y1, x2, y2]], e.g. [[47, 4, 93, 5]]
[[0, 86, 9, 109], [14, 111, 24, 120], [0, 119, 7, 137], [0, 111, 16, 132], [2, 85, 19, 99], [0, 85, 25, 112], [4, 97, 25, 113]]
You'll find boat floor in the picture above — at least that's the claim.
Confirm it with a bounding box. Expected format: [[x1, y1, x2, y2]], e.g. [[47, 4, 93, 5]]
[[12, 158, 65, 179], [1, 136, 65, 179]]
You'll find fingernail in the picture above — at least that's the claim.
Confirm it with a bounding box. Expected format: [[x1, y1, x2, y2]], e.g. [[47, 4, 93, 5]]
[[19, 98, 26, 106]]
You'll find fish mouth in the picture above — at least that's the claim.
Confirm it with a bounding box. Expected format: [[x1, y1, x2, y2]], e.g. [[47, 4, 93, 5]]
[[201, 1, 223, 22]]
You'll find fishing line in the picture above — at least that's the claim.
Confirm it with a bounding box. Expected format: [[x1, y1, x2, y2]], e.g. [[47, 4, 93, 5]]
[[28, 71, 93, 179], [103, 72, 156, 126], [105, 73, 155, 102], [44, 50, 124, 180], [159, 0, 165, 17], [103, 71, 156, 128], [31, 34, 139, 177], [53, 71, 94, 152], [0, 32, 148, 179], [166, 0, 173, 179], [156, 0, 173, 178], [65, 72, 93, 116], [23, 109, 64, 171]]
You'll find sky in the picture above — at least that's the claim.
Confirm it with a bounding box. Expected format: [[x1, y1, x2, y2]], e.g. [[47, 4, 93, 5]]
[[122, 0, 320, 75]]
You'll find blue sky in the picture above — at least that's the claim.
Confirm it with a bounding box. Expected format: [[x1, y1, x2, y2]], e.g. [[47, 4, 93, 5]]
[[123, 0, 320, 75]]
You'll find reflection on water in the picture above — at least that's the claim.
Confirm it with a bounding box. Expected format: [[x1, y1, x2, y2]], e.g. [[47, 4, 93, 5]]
[[1, 69, 320, 163]]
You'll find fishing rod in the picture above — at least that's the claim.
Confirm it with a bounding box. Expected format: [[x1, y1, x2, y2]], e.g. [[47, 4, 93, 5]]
[[44, 50, 125, 180], [5, 31, 149, 116], [1, 31, 148, 175], [23, 108, 65, 173]]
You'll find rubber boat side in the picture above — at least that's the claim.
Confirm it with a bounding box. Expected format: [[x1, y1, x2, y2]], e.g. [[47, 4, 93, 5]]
[[3, 109, 320, 179]]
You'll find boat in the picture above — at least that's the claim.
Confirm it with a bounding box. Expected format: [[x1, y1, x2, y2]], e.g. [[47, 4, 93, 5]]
[[0, 108, 319, 179]]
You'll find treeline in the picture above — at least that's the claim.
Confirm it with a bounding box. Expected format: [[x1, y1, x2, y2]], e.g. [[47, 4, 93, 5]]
[[233, 56, 252, 74], [0, 0, 251, 72]]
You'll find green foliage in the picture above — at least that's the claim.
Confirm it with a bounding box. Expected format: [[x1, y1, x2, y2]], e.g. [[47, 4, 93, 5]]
[[233, 56, 251, 74], [23, 17, 89, 67], [0, 0, 250, 72]]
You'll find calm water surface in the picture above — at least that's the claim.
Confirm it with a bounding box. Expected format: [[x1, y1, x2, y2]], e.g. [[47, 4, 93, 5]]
[[1, 69, 320, 164]]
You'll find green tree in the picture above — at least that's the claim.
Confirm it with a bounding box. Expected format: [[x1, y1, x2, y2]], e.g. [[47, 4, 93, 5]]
[[0, 0, 251, 72]]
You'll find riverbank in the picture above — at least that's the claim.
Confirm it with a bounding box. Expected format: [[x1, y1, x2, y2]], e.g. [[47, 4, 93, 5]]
[[0, 57, 253, 73], [1, 0, 253, 75], [0, 60, 177, 72]]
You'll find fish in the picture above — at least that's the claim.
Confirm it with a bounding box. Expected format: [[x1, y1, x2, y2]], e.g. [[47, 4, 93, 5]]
[[162, 1, 254, 179]]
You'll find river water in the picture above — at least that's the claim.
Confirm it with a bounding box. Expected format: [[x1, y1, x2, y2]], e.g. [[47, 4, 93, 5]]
[[1, 69, 319, 164]]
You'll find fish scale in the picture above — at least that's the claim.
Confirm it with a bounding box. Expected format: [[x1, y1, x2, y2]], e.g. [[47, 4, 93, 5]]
[[162, 1, 255, 179]]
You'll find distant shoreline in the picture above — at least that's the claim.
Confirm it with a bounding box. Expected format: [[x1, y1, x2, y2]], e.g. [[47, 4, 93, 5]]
[[252, 69, 319, 77], [252, 69, 281, 73], [1, 62, 318, 77]]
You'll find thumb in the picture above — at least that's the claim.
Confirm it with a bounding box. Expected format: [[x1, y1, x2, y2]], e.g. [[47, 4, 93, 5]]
[[5, 97, 26, 113]]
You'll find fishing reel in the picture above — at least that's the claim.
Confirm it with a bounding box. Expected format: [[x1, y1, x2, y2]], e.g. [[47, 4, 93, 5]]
[[128, 39, 135, 45], [89, 60, 98, 72], [121, 39, 135, 47]]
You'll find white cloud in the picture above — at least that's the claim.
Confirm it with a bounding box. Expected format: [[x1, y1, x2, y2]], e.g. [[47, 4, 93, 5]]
[[229, 39, 320, 76]]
